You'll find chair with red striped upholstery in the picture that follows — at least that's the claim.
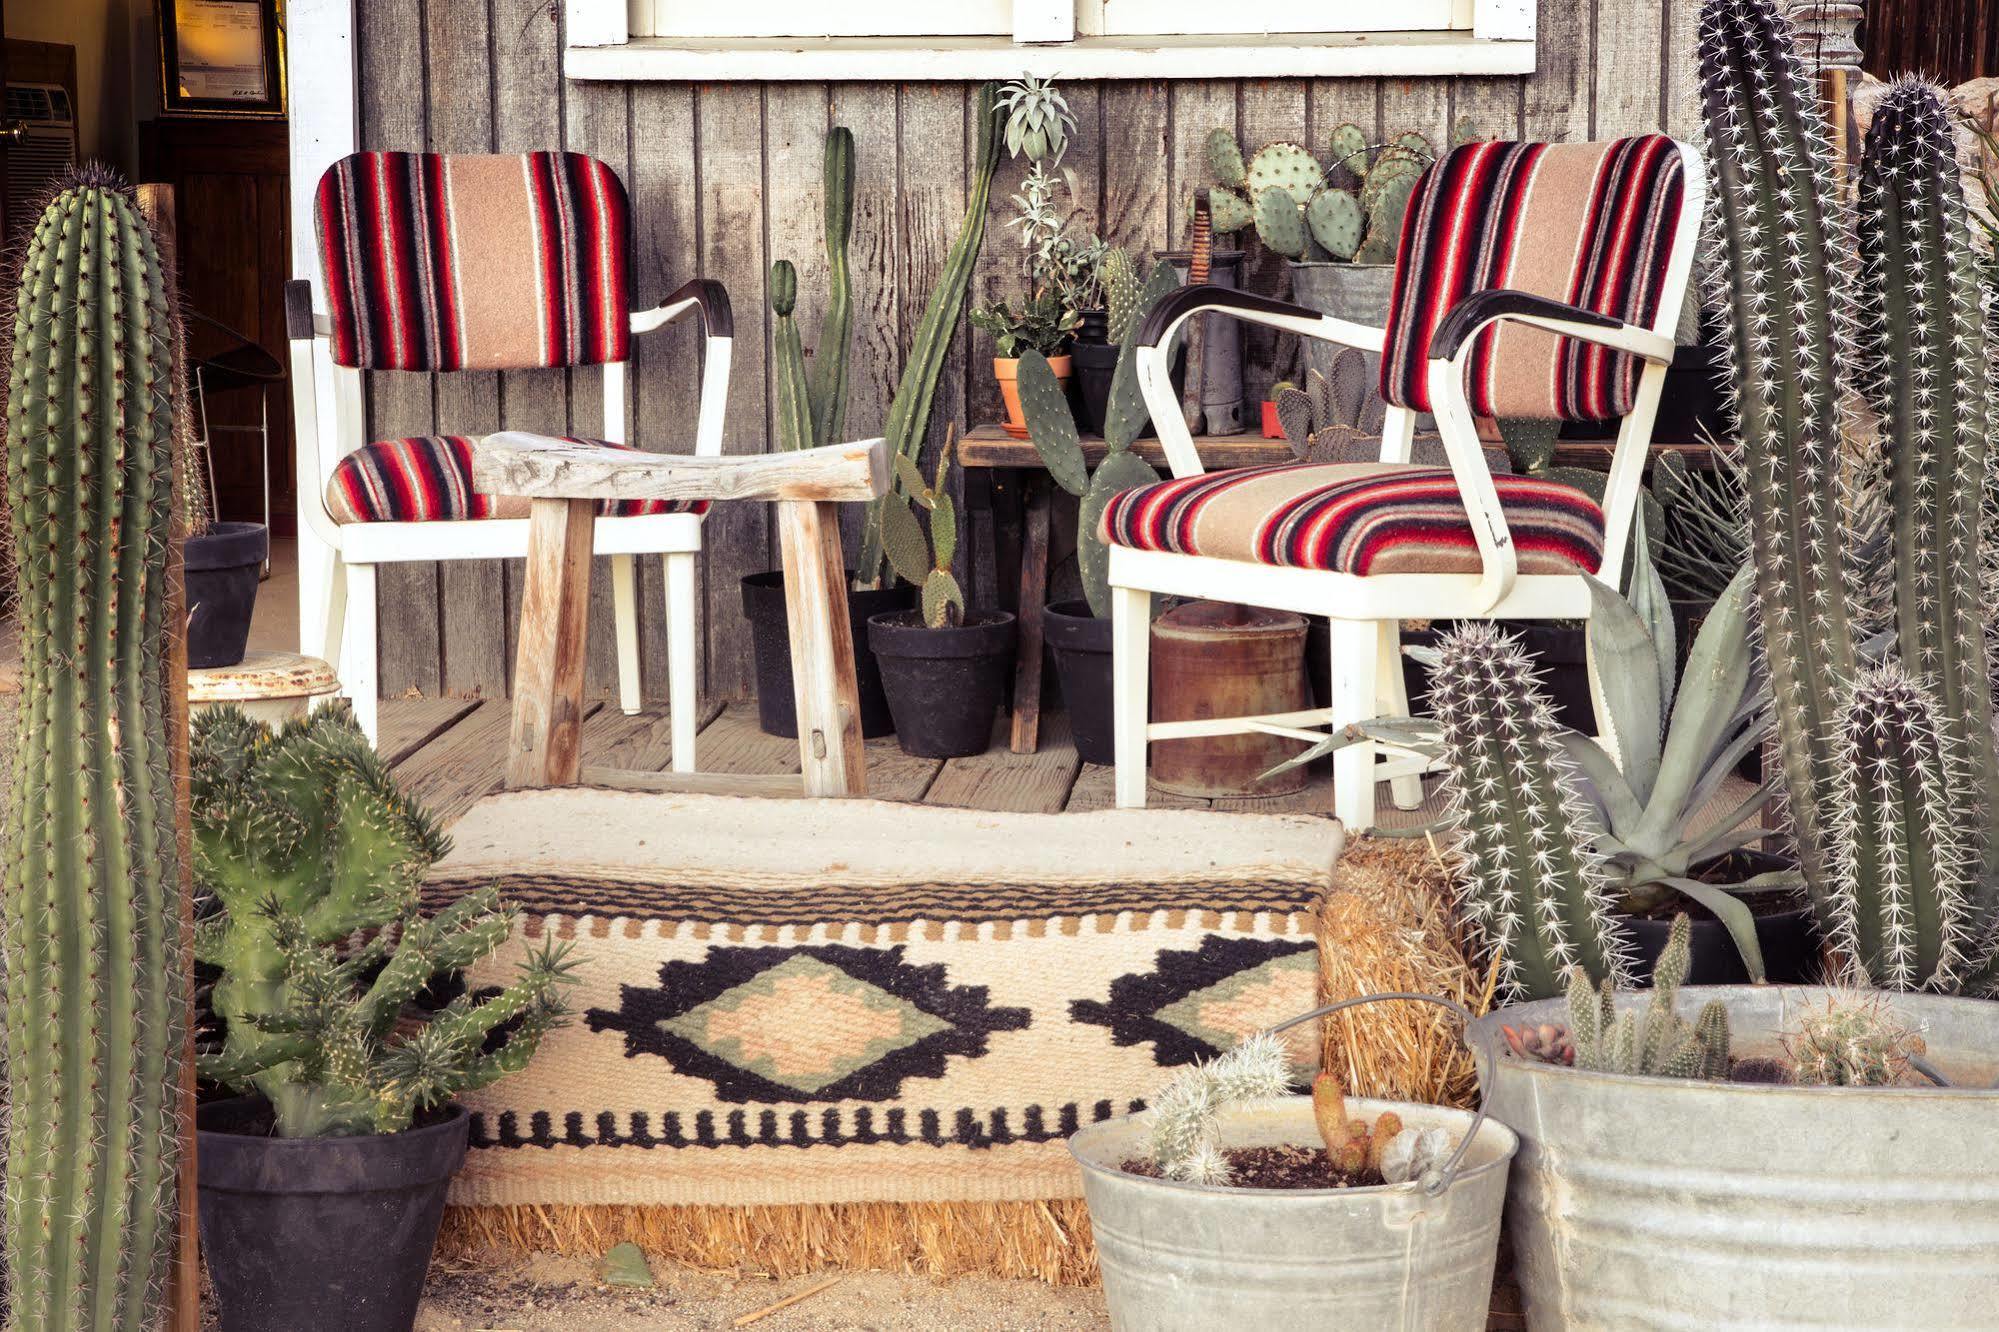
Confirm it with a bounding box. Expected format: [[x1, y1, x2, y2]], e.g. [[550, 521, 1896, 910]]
[[288, 150, 730, 762], [1110, 135, 1703, 831]]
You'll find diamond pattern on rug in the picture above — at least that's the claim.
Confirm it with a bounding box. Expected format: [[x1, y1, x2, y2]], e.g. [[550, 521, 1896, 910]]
[[1070, 936, 1318, 1066], [587, 944, 1031, 1104]]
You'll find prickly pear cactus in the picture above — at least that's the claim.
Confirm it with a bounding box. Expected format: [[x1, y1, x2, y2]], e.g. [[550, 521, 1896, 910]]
[[3, 166, 187, 1330], [1253, 186, 1308, 259], [1102, 246, 1143, 347], [1327, 122, 1369, 183], [1205, 126, 1246, 188], [1244, 141, 1322, 208], [1307, 188, 1364, 260]]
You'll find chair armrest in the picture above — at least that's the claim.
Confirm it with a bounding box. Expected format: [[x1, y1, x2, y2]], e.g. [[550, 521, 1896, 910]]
[[471, 432, 888, 504], [632, 278, 734, 339], [1429, 289, 1675, 365], [1135, 285, 1386, 354]]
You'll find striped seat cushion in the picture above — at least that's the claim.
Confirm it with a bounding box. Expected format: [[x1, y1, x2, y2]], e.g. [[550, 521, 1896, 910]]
[[315, 151, 631, 371], [1098, 462, 1605, 577], [1381, 136, 1686, 421], [326, 436, 707, 524]]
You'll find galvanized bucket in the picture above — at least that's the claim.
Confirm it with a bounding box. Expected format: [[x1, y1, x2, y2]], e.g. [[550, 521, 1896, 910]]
[[1070, 995, 1519, 1332], [1471, 986, 1999, 1330]]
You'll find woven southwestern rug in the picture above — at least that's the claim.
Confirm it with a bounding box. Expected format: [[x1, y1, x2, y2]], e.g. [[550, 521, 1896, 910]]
[[422, 790, 1338, 1208]]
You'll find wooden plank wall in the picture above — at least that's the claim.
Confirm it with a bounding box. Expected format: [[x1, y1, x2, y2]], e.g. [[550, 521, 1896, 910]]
[[353, 0, 1701, 702], [1865, 0, 1996, 86]]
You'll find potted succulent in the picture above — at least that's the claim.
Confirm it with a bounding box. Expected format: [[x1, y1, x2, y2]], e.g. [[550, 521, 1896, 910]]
[[868, 435, 1016, 757], [191, 705, 577, 1332], [970, 290, 1079, 437], [1071, 1000, 1517, 1331]]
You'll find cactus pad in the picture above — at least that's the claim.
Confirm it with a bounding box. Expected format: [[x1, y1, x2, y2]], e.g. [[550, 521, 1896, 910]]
[[1078, 450, 1160, 617], [1016, 350, 1090, 496], [1205, 126, 1246, 186], [1244, 141, 1324, 208], [1253, 186, 1308, 259], [1327, 122, 1370, 181], [1306, 187, 1365, 260], [1207, 186, 1254, 235]]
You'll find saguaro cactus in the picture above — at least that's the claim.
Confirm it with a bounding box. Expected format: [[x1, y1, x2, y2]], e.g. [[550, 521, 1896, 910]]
[[1854, 79, 1999, 921], [3, 167, 186, 1329], [1698, 0, 1863, 905]]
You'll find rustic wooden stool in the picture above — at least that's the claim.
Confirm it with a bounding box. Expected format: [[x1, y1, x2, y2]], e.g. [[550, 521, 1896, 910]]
[[472, 432, 889, 798], [188, 650, 342, 727]]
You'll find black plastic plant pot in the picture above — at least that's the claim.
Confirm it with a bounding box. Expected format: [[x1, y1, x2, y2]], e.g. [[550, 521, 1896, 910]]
[[743, 570, 912, 739], [1044, 600, 1114, 764], [1615, 851, 1820, 987], [868, 610, 1016, 759], [1074, 308, 1111, 345], [197, 1097, 469, 1332], [1072, 342, 1121, 436], [185, 521, 268, 670]]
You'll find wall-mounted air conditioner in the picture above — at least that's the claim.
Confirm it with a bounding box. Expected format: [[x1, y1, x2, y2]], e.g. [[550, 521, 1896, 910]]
[[5, 81, 80, 239]]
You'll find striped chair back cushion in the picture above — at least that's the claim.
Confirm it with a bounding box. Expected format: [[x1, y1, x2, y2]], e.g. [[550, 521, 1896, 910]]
[[315, 151, 631, 371], [1380, 136, 1687, 421]]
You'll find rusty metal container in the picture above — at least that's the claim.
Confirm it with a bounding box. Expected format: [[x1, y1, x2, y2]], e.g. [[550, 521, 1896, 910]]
[[1150, 601, 1310, 799]]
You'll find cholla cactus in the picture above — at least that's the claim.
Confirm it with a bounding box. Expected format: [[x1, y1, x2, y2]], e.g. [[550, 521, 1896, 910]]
[[1698, 0, 1865, 905], [1826, 665, 1978, 992], [193, 706, 578, 1136], [1144, 1032, 1291, 1184], [1568, 916, 1732, 1080], [1429, 623, 1631, 1001], [1782, 991, 1921, 1086], [1854, 79, 1999, 920]]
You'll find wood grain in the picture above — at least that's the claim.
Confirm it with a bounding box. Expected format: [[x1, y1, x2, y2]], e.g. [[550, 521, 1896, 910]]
[[376, 696, 481, 767], [474, 434, 888, 502], [506, 498, 597, 787], [924, 713, 1082, 813], [777, 500, 869, 796]]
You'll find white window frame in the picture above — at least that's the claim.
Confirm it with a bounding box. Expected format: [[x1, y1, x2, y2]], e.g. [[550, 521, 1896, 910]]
[[566, 0, 1536, 81]]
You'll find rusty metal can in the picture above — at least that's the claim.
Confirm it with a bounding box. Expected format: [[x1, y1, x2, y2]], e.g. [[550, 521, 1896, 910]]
[[1149, 601, 1310, 799]]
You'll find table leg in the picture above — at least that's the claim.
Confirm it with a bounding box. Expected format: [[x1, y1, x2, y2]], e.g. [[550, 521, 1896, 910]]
[[779, 498, 868, 797], [1009, 474, 1052, 754], [507, 497, 595, 788]]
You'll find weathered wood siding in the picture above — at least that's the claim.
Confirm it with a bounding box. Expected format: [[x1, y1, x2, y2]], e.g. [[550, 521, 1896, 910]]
[[353, 0, 1702, 702]]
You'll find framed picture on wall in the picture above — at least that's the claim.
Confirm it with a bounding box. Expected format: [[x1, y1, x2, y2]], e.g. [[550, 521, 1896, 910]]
[[158, 0, 285, 117]]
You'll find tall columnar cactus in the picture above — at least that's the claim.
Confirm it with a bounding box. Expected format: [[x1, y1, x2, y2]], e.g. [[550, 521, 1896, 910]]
[[1698, 0, 1862, 906], [766, 127, 855, 452], [1854, 79, 1999, 920], [1825, 665, 1978, 992], [1429, 623, 1630, 1001], [1567, 916, 1732, 1080], [3, 167, 186, 1330], [857, 84, 1006, 590]]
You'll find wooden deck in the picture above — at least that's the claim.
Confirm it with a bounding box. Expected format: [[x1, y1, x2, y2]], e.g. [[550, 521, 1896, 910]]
[[376, 695, 1449, 829]]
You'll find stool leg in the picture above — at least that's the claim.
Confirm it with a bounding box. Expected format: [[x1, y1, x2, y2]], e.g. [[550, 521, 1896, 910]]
[[778, 499, 866, 797], [1328, 617, 1378, 832], [507, 498, 596, 788], [1112, 584, 1152, 809]]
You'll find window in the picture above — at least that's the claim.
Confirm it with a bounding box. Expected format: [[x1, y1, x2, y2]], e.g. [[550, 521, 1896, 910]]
[[570, 0, 1534, 81]]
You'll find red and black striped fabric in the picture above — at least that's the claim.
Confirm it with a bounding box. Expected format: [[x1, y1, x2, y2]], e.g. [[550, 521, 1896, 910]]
[[1380, 136, 1687, 420], [1098, 462, 1605, 577], [315, 151, 631, 371], [326, 436, 706, 524]]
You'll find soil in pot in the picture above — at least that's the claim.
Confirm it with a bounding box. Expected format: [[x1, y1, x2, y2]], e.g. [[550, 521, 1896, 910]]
[[868, 610, 1016, 759], [1117, 1146, 1386, 1190], [1616, 849, 1820, 986], [742, 571, 911, 739], [198, 1096, 469, 1332], [185, 521, 269, 670], [1044, 600, 1113, 764], [995, 354, 1072, 438]]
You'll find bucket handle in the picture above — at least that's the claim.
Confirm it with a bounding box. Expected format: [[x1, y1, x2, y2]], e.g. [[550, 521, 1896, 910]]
[[1265, 992, 1488, 1198]]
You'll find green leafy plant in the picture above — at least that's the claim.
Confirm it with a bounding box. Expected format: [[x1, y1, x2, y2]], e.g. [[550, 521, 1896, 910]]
[[997, 75, 1075, 163], [969, 290, 1078, 360], [3, 165, 187, 1329], [192, 706, 578, 1137], [879, 430, 966, 629], [766, 126, 855, 452], [1566, 915, 1732, 1079]]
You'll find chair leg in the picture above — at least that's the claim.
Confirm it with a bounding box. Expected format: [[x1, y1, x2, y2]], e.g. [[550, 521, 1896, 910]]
[[664, 551, 699, 774], [1112, 584, 1152, 809], [611, 553, 641, 716], [1327, 617, 1378, 832], [320, 554, 348, 675], [1374, 619, 1425, 811], [343, 562, 379, 745]]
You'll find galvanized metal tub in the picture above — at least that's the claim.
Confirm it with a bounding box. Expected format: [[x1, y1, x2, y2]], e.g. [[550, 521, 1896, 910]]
[[1070, 1095, 1518, 1332], [1471, 986, 1999, 1330]]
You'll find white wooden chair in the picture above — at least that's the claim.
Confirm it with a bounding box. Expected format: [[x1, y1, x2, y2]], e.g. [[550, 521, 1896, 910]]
[[285, 150, 729, 762], [1110, 136, 1705, 830]]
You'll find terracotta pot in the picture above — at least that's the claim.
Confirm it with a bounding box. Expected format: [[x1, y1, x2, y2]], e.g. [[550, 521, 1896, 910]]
[[995, 354, 1072, 439], [1260, 399, 1283, 439]]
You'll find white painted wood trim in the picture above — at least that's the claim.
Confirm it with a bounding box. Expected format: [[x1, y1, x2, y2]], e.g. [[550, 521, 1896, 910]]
[[1472, 0, 1536, 42], [564, 31, 1536, 82], [568, 0, 629, 47]]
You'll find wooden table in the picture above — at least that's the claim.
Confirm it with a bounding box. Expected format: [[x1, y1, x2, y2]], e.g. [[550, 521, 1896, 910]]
[[959, 422, 1712, 754]]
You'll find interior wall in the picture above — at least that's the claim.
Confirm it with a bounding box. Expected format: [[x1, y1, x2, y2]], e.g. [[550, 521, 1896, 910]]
[[5, 0, 154, 173]]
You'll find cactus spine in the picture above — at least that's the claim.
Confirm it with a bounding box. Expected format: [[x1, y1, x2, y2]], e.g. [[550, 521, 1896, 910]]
[[1698, 0, 1862, 904], [1854, 80, 1999, 923], [3, 168, 186, 1330], [1567, 916, 1731, 1079], [1429, 623, 1630, 1001]]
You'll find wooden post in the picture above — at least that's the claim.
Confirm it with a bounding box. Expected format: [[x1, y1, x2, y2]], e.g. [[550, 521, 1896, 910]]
[[506, 498, 596, 788], [1008, 475, 1052, 754], [777, 499, 867, 796]]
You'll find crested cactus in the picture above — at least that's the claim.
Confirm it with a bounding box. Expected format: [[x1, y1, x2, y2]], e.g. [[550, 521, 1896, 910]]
[[1429, 623, 1630, 1000], [857, 84, 1005, 590], [3, 167, 187, 1331], [766, 126, 854, 452], [1826, 665, 1977, 992], [192, 706, 577, 1136], [1567, 916, 1732, 1080], [1698, 0, 1864, 905], [1854, 79, 1999, 920], [1206, 126, 1443, 264]]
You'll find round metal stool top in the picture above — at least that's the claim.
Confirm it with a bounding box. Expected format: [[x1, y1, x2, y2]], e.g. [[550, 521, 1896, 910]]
[[188, 650, 341, 703]]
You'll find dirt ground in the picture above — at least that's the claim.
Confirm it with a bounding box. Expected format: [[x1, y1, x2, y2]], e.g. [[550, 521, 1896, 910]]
[[412, 1251, 1109, 1332]]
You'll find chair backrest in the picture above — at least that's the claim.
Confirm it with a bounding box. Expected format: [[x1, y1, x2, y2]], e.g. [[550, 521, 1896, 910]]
[[1380, 136, 1689, 421], [314, 150, 631, 372]]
